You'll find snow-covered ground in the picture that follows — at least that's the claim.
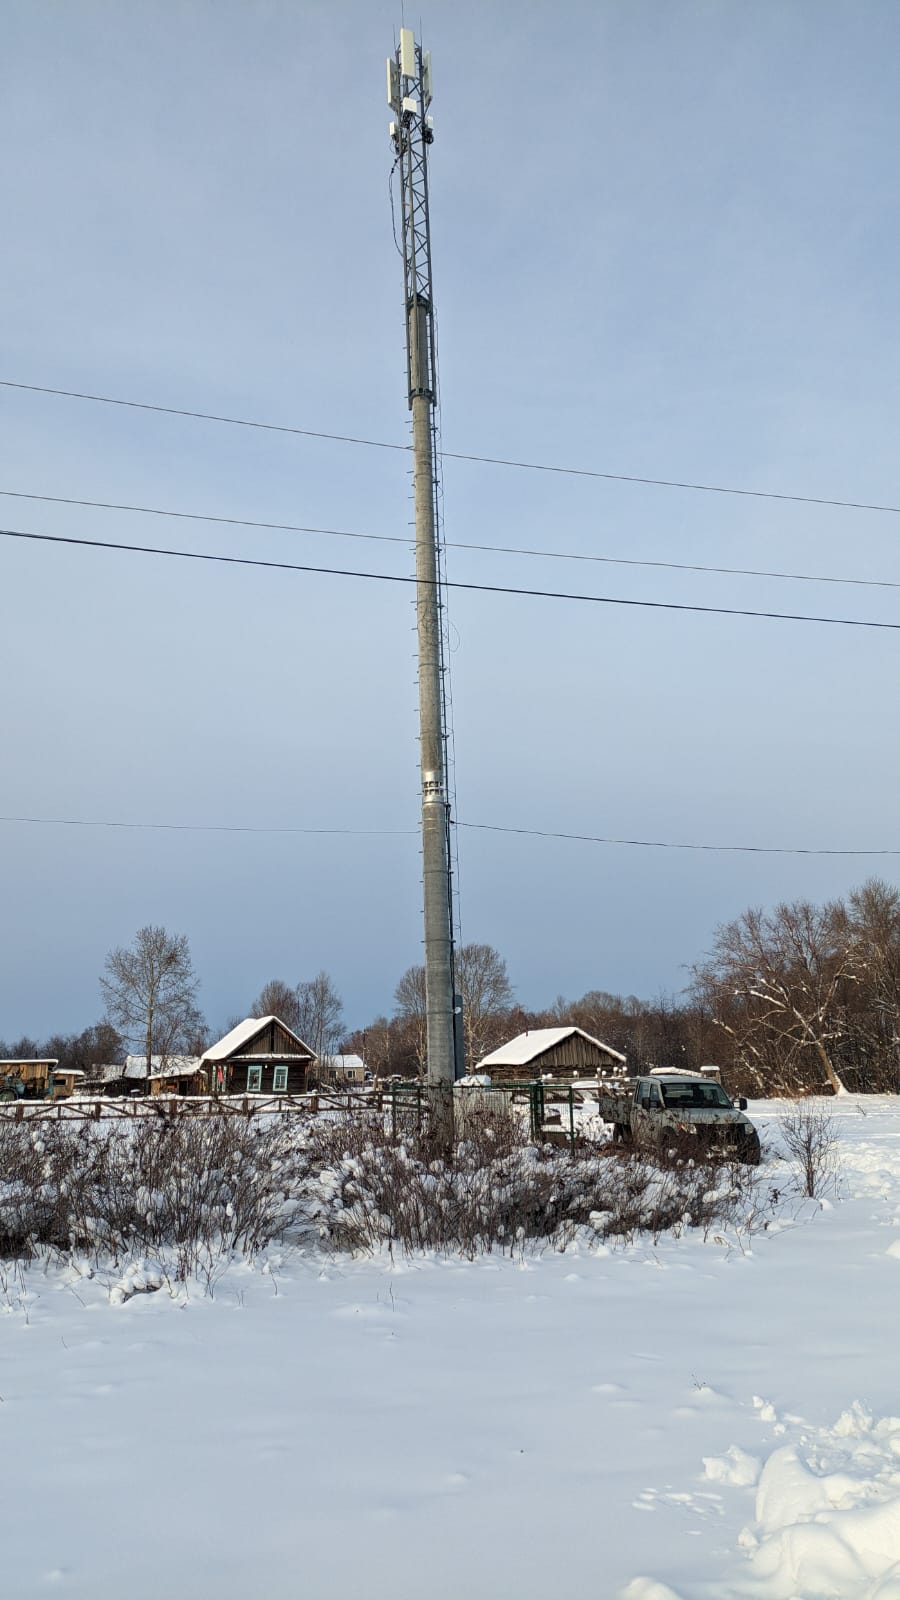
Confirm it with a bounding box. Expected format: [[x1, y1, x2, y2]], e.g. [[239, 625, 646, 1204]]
[[3, 1097, 900, 1598]]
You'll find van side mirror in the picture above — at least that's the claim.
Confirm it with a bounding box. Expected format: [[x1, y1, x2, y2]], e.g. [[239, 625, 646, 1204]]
[[738, 1096, 748, 1111]]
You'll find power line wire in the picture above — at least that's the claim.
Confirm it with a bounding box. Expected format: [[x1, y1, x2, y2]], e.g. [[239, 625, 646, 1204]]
[[0, 814, 414, 837], [457, 822, 900, 858], [4, 487, 900, 591], [0, 489, 408, 549], [4, 377, 900, 516], [3, 525, 899, 631], [2, 811, 897, 857]]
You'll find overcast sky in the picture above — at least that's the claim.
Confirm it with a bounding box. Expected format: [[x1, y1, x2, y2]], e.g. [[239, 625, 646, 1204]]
[[2, 1, 899, 1042]]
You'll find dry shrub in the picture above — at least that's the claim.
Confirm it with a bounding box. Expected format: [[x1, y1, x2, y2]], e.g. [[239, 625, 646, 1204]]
[[302, 1115, 760, 1257], [0, 1107, 763, 1272], [0, 1117, 307, 1274], [778, 1100, 840, 1198]]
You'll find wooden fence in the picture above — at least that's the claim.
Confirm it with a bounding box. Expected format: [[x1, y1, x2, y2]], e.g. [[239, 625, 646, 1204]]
[[0, 1079, 607, 1136], [0, 1090, 381, 1125]]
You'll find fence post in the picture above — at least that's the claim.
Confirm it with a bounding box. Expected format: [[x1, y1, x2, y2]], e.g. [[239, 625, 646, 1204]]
[[569, 1086, 575, 1151]]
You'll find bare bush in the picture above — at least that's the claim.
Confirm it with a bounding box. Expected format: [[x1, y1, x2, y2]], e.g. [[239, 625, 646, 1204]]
[[0, 1107, 764, 1275], [0, 1117, 308, 1275], [301, 1116, 759, 1257], [778, 1100, 840, 1198]]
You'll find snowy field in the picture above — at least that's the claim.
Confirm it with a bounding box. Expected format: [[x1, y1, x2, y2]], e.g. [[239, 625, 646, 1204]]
[[2, 1098, 900, 1599]]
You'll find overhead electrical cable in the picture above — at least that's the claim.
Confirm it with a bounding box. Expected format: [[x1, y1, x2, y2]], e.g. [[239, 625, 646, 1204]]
[[3, 487, 900, 591], [3, 525, 900, 630], [457, 822, 900, 857], [0, 814, 414, 837], [1, 811, 897, 857], [3, 378, 900, 516]]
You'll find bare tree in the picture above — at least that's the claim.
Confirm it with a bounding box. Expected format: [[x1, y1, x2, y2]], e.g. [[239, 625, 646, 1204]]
[[842, 879, 900, 1088], [341, 1015, 394, 1083], [694, 900, 853, 1095], [394, 965, 427, 1076], [394, 944, 514, 1074], [454, 942, 514, 1068], [100, 926, 203, 1078], [296, 971, 344, 1072], [250, 978, 302, 1033], [43, 1021, 124, 1075], [0, 1035, 42, 1061]]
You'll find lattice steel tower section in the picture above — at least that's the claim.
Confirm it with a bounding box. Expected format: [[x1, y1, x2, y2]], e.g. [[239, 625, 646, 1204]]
[[388, 29, 456, 1138]]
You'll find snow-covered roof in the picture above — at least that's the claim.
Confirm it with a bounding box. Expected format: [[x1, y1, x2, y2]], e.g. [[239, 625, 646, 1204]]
[[201, 1016, 314, 1064], [477, 1027, 626, 1070], [123, 1055, 202, 1080], [326, 1054, 366, 1073], [0, 1058, 58, 1069], [649, 1067, 711, 1080]]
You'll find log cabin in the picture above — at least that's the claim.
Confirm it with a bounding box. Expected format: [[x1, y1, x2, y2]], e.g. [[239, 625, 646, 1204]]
[[475, 1026, 626, 1083], [201, 1016, 315, 1095]]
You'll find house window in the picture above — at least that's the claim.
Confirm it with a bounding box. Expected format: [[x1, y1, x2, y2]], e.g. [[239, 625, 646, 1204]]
[[246, 1066, 262, 1093], [273, 1066, 288, 1093]]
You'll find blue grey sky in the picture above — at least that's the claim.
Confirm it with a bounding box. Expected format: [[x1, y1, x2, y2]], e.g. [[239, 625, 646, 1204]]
[[3, 1, 899, 1040]]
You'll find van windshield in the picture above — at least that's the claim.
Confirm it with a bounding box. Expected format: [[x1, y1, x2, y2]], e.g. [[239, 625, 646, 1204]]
[[657, 1080, 732, 1111]]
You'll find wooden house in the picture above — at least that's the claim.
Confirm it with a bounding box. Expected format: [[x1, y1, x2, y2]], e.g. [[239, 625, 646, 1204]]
[[475, 1026, 626, 1083], [201, 1016, 315, 1095], [323, 1053, 367, 1086]]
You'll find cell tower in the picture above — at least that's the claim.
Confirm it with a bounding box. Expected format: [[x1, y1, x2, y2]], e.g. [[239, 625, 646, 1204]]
[[387, 29, 457, 1140]]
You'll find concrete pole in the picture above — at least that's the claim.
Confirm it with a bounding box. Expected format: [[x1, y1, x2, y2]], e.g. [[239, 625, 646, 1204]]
[[409, 295, 455, 1147]]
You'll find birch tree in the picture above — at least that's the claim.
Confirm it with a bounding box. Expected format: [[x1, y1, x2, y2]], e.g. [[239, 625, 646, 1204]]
[[454, 943, 514, 1068], [296, 971, 344, 1068], [101, 926, 202, 1078]]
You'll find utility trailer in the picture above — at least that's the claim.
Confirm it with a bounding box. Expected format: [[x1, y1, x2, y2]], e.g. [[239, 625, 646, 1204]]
[[598, 1069, 761, 1165]]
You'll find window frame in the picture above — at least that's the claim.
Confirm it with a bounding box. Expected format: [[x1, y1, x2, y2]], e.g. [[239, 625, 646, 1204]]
[[246, 1065, 262, 1093], [273, 1065, 289, 1094]]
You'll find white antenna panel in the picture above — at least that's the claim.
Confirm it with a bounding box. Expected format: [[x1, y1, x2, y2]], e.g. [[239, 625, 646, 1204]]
[[386, 57, 401, 111], [422, 51, 433, 106], [399, 27, 416, 79]]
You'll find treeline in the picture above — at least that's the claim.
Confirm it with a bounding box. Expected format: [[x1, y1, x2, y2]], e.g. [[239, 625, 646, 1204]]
[[692, 878, 900, 1095], [347, 882, 900, 1095], [0, 1021, 126, 1077], [5, 881, 900, 1095]]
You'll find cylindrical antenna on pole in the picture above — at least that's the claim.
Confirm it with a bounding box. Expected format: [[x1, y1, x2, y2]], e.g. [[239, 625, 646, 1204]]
[[388, 28, 456, 1145]]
